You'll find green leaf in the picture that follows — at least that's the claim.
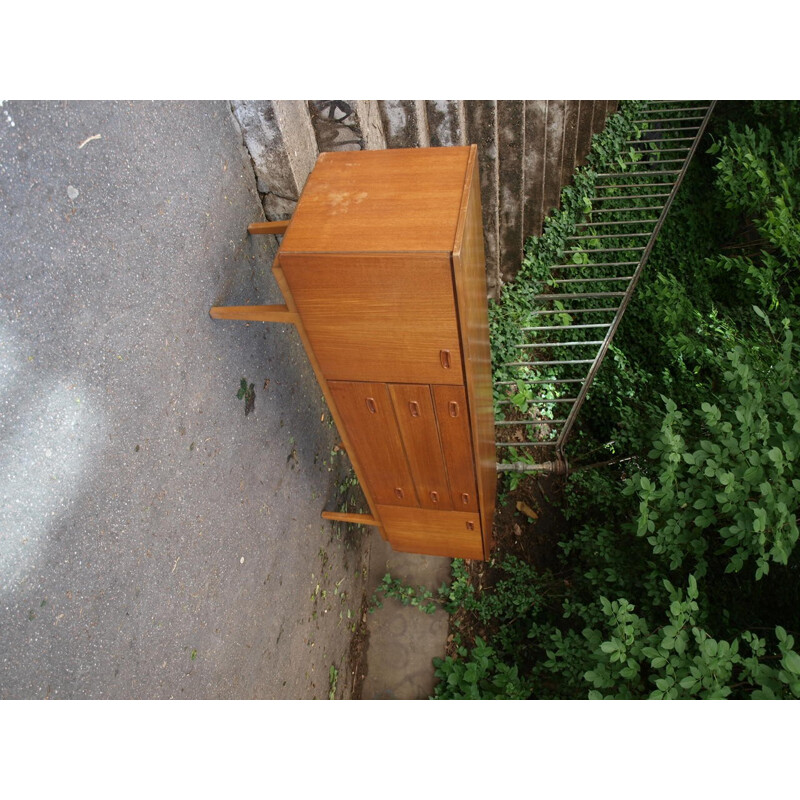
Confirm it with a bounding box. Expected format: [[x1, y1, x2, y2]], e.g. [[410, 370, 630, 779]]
[[768, 447, 784, 463], [783, 650, 800, 676]]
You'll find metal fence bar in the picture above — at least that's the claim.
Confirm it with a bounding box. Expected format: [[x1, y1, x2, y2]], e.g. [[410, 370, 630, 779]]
[[532, 291, 626, 300], [568, 231, 653, 239], [516, 340, 606, 347], [496, 441, 559, 447], [589, 201, 670, 209], [550, 261, 639, 269], [632, 116, 706, 123], [594, 182, 677, 190], [562, 246, 647, 254], [496, 378, 586, 385], [525, 307, 619, 315], [576, 219, 660, 227], [624, 137, 696, 144], [596, 170, 683, 178], [498, 397, 578, 404], [637, 106, 709, 114], [504, 358, 596, 367], [496, 419, 568, 426], [522, 323, 612, 331]]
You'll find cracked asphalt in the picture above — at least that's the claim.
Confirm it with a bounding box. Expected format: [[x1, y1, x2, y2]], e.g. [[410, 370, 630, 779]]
[[0, 100, 369, 699]]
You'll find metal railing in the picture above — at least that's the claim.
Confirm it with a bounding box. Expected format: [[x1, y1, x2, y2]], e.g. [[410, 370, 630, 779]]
[[496, 101, 717, 473]]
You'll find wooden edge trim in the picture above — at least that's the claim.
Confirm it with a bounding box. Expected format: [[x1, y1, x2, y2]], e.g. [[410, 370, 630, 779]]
[[452, 143, 479, 259], [209, 305, 298, 324], [248, 220, 290, 236], [450, 152, 497, 560]]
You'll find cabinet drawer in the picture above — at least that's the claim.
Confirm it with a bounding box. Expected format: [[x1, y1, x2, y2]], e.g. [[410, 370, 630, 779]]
[[279, 252, 464, 385], [388, 384, 452, 511], [432, 385, 479, 512], [377, 505, 484, 561], [328, 381, 417, 507]]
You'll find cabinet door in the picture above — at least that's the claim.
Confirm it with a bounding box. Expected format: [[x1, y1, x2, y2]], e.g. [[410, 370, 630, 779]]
[[388, 384, 452, 511], [432, 385, 479, 512], [278, 252, 464, 385], [328, 381, 417, 507]]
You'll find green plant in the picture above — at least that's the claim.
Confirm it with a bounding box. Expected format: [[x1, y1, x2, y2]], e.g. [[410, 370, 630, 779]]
[[237, 378, 255, 416], [328, 665, 338, 699], [369, 573, 438, 614], [578, 577, 800, 699], [432, 637, 531, 699]]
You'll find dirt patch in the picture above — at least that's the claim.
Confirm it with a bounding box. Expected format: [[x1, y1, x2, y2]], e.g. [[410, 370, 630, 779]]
[[346, 592, 370, 699]]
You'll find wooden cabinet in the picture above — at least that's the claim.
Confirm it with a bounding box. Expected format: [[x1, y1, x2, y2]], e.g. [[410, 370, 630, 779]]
[[212, 145, 496, 560]]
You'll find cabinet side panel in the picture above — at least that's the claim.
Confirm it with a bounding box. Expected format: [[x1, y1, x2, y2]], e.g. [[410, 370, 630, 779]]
[[452, 149, 497, 558]]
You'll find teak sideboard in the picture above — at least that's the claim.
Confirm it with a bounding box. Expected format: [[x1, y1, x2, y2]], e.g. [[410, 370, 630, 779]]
[[211, 144, 496, 560]]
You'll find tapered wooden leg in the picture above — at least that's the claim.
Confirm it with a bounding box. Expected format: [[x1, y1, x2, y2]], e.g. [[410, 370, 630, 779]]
[[248, 220, 290, 236], [209, 304, 298, 324], [321, 511, 380, 527]]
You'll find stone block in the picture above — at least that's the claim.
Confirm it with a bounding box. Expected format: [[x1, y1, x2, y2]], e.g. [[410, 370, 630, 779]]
[[426, 100, 465, 147], [230, 100, 317, 220], [378, 100, 429, 148]]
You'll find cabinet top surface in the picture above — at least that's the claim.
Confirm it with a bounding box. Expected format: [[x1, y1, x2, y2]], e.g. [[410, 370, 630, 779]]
[[280, 145, 475, 254]]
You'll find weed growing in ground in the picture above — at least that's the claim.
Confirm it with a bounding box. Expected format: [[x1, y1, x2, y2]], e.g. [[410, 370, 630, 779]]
[[237, 378, 255, 416]]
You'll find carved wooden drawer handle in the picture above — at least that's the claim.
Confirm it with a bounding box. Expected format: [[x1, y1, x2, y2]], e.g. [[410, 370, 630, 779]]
[[430, 491, 439, 504], [466, 520, 475, 531], [395, 487, 405, 500], [440, 349, 451, 369], [409, 401, 421, 418], [365, 397, 377, 414], [449, 401, 459, 417], [461, 493, 470, 506]]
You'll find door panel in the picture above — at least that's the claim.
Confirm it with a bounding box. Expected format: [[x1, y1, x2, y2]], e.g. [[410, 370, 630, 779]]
[[388, 384, 452, 511], [328, 381, 417, 507], [279, 252, 464, 385], [432, 385, 479, 512]]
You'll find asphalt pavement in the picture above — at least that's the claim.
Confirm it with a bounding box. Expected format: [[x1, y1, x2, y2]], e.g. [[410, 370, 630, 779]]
[[0, 100, 370, 699]]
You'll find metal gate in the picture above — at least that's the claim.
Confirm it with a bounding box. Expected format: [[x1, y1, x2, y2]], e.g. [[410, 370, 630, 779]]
[[495, 101, 717, 474]]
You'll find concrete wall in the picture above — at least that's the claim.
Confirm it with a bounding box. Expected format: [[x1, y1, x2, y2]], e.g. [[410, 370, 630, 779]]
[[230, 100, 619, 297]]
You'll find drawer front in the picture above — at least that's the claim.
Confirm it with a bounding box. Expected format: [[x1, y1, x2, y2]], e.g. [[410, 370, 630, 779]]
[[377, 505, 484, 561], [432, 385, 479, 512], [328, 381, 417, 507], [388, 384, 452, 511], [279, 252, 464, 385]]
